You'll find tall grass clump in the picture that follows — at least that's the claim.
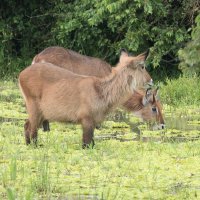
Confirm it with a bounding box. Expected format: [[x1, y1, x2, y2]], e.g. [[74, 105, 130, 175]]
[[159, 75, 200, 106]]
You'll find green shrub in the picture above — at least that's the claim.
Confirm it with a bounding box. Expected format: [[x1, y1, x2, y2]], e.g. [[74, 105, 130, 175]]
[[179, 13, 200, 76], [159, 76, 200, 106], [1, 0, 199, 78]]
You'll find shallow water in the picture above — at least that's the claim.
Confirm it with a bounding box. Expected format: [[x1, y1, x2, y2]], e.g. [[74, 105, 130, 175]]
[[99, 108, 200, 142], [165, 115, 200, 131], [108, 108, 200, 131]]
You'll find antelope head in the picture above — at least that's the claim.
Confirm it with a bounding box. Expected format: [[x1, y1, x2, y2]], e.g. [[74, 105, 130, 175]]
[[141, 87, 165, 129]]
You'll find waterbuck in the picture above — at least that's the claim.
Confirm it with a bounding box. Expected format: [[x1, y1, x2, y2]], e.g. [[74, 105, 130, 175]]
[[33, 47, 165, 129], [19, 50, 152, 147]]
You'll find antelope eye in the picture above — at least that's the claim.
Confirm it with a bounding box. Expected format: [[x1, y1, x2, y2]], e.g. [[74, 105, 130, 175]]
[[152, 107, 157, 113], [142, 65, 145, 69]]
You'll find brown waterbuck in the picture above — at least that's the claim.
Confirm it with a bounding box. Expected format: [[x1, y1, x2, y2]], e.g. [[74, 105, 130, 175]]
[[125, 88, 165, 130], [19, 50, 152, 148], [33, 46, 165, 129]]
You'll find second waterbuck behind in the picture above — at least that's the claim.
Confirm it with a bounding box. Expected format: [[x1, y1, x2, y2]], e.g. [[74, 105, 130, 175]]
[[19, 50, 152, 148]]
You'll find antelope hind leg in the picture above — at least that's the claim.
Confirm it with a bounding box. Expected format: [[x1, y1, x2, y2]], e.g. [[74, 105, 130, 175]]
[[43, 120, 50, 132], [25, 101, 43, 145]]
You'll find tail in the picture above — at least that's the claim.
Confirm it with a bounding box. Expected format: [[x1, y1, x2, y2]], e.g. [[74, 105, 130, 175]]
[[31, 58, 35, 64], [32, 55, 47, 64], [31, 55, 38, 64]]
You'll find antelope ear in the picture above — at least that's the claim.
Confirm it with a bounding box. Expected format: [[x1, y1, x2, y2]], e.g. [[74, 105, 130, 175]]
[[142, 88, 152, 106], [133, 50, 149, 68], [119, 49, 129, 63], [120, 48, 128, 55], [154, 86, 160, 100], [137, 50, 149, 61]]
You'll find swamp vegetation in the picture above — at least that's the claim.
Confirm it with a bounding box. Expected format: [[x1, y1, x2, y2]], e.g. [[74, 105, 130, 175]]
[[0, 77, 200, 199]]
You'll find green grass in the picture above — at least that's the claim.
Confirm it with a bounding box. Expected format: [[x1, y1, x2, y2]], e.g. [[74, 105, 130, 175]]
[[0, 80, 200, 199]]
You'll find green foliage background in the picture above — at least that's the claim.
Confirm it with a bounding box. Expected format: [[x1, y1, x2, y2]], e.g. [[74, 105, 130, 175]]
[[179, 13, 200, 76], [0, 0, 199, 78]]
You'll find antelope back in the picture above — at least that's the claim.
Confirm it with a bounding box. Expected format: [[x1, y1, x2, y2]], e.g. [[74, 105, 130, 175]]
[[32, 46, 111, 77]]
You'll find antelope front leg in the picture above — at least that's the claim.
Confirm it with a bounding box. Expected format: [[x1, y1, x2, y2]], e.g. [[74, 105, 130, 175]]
[[81, 118, 95, 148], [24, 119, 38, 145]]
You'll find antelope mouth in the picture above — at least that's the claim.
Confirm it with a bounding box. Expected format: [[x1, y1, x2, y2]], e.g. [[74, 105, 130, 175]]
[[153, 123, 165, 130]]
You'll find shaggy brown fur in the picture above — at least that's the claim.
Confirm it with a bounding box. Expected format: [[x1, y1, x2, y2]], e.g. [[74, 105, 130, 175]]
[[19, 51, 151, 147], [33, 46, 164, 128]]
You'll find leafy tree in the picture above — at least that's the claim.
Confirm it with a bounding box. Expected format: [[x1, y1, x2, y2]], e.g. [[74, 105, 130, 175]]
[[0, 0, 199, 78], [179, 13, 200, 75], [52, 1, 198, 63], [0, 0, 55, 77]]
